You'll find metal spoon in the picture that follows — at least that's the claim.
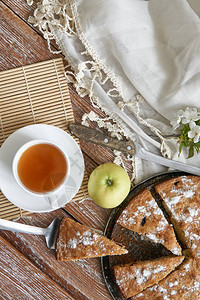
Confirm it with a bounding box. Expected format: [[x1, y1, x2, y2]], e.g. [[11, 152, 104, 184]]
[[0, 218, 103, 249], [0, 218, 61, 249]]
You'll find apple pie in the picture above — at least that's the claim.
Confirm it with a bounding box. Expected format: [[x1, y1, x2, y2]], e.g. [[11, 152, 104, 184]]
[[116, 188, 182, 255], [56, 218, 128, 261], [133, 256, 200, 300], [113, 255, 184, 298], [154, 175, 200, 258]]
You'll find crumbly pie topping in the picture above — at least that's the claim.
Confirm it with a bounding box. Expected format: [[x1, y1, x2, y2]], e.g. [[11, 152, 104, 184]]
[[134, 258, 200, 300], [135, 265, 166, 285], [119, 199, 169, 245], [116, 175, 200, 299], [114, 256, 184, 299], [117, 188, 182, 255], [116, 265, 167, 287], [155, 175, 200, 257], [67, 230, 99, 248], [56, 218, 128, 261]]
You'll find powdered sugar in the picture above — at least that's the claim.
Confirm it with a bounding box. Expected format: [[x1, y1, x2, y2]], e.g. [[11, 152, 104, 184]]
[[135, 265, 166, 285], [116, 263, 168, 289], [119, 200, 157, 227], [158, 287, 167, 293], [181, 176, 195, 186], [119, 198, 166, 228], [146, 233, 165, 245], [67, 230, 99, 248], [68, 238, 78, 249], [118, 189, 182, 254], [117, 176, 200, 299], [169, 196, 182, 205], [135, 268, 145, 285], [168, 280, 178, 288], [188, 207, 199, 217], [171, 290, 177, 295], [170, 247, 181, 255], [154, 266, 166, 273], [143, 269, 151, 278], [158, 176, 200, 256], [118, 197, 170, 244], [184, 263, 190, 272], [131, 175, 200, 299], [184, 190, 195, 198], [135, 259, 197, 299]]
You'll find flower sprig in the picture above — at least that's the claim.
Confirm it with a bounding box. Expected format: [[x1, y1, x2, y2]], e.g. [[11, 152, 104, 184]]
[[170, 107, 200, 158]]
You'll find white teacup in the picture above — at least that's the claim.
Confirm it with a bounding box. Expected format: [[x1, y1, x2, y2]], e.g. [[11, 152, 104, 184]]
[[12, 140, 70, 208]]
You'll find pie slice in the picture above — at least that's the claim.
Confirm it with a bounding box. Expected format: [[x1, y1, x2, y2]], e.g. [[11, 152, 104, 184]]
[[116, 188, 182, 255], [114, 255, 184, 298], [134, 257, 200, 300], [56, 218, 128, 261], [154, 175, 200, 258]]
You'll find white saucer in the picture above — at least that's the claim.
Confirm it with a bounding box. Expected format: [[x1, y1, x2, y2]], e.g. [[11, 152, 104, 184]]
[[0, 124, 85, 213]]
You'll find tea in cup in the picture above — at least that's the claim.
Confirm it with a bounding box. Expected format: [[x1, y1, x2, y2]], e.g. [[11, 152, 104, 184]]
[[12, 140, 70, 196]]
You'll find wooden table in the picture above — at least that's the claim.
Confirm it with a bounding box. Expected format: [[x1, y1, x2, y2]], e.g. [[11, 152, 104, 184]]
[[0, 1, 133, 299]]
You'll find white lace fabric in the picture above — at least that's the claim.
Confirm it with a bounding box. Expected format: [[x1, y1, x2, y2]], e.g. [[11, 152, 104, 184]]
[[29, 0, 200, 182]]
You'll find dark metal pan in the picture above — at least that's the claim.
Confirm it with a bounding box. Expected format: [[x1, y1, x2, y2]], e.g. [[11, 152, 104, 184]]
[[101, 171, 187, 300]]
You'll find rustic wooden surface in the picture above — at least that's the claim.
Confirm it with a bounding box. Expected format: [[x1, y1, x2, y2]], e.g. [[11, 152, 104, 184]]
[[0, 1, 134, 299]]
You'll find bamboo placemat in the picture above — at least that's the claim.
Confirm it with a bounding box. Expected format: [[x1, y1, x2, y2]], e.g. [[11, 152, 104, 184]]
[[0, 58, 88, 220]]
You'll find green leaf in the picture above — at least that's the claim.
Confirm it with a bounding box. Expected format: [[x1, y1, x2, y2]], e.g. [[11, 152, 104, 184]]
[[188, 144, 194, 158], [183, 141, 189, 147], [176, 121, 200, 158], [195, 141, 200, 147], [179, 142, 184, 156], [182, 124, 190, 134], [194, 143, 200, 154], [196, 119, 200, 126]]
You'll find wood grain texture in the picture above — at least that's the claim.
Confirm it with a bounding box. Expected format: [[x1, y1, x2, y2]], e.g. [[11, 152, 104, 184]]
[[2, 0, 37, 20], [0, 1, 59, 71], [0, 209, 112, 300], [1, 0, 59, 51], [0, 234, 75, 299], [0, 2, 123, 299]]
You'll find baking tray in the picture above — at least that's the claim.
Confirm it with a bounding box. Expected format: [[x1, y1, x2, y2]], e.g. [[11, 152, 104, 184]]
[[101, 171, 187, 300]]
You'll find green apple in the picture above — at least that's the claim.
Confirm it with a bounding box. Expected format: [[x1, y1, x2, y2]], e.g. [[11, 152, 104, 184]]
[[88, 163, 131, 208]]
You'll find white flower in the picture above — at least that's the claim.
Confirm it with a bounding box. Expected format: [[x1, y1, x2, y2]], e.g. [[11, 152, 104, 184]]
[[170, 109, 185, 130], [171, 117, 181, 130], [181, 107, 200, 125], [171, 118, 181, 130], [188, 122, 200, 143]]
